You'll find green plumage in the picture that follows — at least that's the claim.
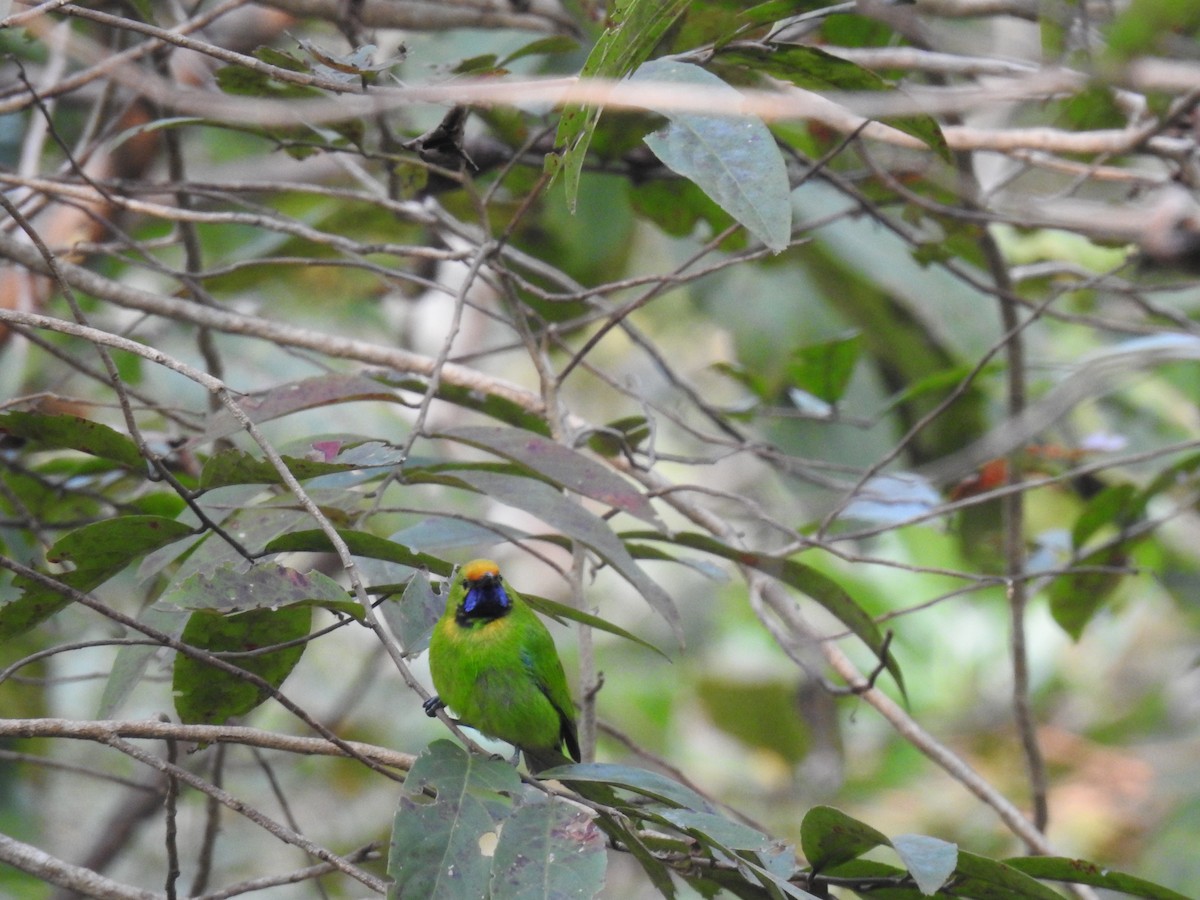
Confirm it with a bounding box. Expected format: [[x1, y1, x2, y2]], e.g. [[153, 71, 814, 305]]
[[424, 559, 580, 772]]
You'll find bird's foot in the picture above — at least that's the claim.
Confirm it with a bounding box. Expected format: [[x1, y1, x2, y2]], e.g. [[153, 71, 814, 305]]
[[422, 696, 445, 717]]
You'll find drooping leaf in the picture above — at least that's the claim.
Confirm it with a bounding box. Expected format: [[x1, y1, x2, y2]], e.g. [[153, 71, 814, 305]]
[[97, 604, 189, 718], [549, 0, 691, 210], [537, 762, 716, 812], [198, 441, 404, 489], [891, 834, 957, 895], [49, 516, 198, 577], [1070, 483, 1138, 550], [717, 45, 951, 161], [0, 516, 196, 641], [497, 35, 581, 68], [489, 799, 607, 899], [624, 531, 902, 693], [1003, 857, 1192, 899], [1047, 544, 1130, 640], [389, 516, 530, 553], [388, 741, 520, 900], [213, 63, 321, 99], [376, 372, 551, 436], [951, 850, 1066, 900], [0, 411, 143, 468], [786, 333, 862, 405], [172, 604, 311, 725], [800, 806, 890, 872], [629, 59, 792, 252], [521, 593, 669, 660], [265, 528, 453, 577], [437, 425, 663, 526], [654, 808, 772, 852], [379, 571, 445, 654]]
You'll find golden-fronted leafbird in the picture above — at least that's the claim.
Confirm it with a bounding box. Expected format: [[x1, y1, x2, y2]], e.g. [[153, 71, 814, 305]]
[[423, 558, 581, 773]]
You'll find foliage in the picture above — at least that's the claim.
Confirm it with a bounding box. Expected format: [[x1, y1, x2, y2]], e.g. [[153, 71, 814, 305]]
[[1, 0, 1200, 898]]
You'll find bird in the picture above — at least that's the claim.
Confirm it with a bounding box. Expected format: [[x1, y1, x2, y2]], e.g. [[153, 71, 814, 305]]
[[423, 558, 581, 773]]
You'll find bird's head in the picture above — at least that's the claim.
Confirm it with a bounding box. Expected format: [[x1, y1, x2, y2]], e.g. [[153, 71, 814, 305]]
[[456, 558, 512, 624]]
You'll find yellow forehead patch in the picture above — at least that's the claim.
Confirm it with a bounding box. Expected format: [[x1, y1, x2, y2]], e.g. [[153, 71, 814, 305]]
[[462, 558, 500, 581]]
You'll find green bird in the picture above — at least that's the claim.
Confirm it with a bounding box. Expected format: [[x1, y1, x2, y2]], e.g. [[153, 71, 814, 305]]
[[423, 558, 581, 773]]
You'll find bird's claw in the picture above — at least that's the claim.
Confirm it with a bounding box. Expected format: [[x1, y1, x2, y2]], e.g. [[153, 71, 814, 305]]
[[423, 696, 445, 717]]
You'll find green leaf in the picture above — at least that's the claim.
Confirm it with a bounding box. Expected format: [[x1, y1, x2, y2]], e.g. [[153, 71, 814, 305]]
[[1106, 0, 1200, 60], [951, 850, 1066, 900], [1071, 483, 1138, 550], [654, 808, 771, 852], [800, 805, 889, 872], [378, 571, 445, 654], [539, 762, 716, 812], [521, 593, 669, 660], [0, 411, 143, 468], [497, 35, 580, 68], [624, 531, 902, 694], [0, 516, 196, 642], [265, 528, 453, 577], [159, 562, 358, 618], [97, 604, 189, 718], [629, 59, 792, 252], [213, 64, 320, 99], [786, 332, 862, 405], [173, 604, 311, 725], [738, 1, 821, 28], [1047, 544, 1129, 641], [49, 516, 197, 578], [490, 799, 607, 899], [550, 0, 691, 210], [717, 45, 951, 162], [697, 677, 811, 763], [1003, 857, 1193, 899], [198, 441, 404, 489], [375, 372, 551, 436], [388, 741, 521, 900], [437, 425, 664, 526], [891, 834, 957, 895]]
